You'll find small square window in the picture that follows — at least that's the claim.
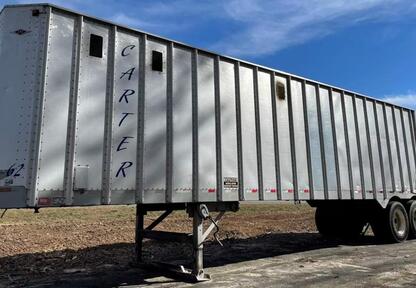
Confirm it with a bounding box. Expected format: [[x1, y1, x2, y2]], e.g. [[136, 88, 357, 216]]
[[152, 50, 163, 72], [89, 34, 103, 58]]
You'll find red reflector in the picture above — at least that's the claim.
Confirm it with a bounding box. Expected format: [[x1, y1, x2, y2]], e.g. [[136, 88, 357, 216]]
[[208, 188, 216, 193], [270, 188, 277, 193], [0, 187, 12, 193], [304, 189, 310, 193], [288, 189, 294, 193], [38, 197, 51, 206], [251, 189, 258, 193]]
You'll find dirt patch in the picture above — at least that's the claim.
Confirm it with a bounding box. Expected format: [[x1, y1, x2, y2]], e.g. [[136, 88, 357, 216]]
[[0, 203, 316, 287]]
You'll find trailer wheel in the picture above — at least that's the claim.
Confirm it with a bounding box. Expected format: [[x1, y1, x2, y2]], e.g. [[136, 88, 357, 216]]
[[315, 206, 365, 239], [406, 200, 416, 239], [340, 214, 366, 239], [315, 206, 336, 237], [371, 201, 409, 243]]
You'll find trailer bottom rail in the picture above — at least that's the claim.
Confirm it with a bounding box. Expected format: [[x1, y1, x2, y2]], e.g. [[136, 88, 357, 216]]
[[135, 202, 239, 282]]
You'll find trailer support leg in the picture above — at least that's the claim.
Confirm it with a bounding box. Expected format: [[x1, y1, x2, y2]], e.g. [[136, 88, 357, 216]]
[[134, 202, 239, 282], [135, 205, 145, 264], [192, 204, 208, 280]]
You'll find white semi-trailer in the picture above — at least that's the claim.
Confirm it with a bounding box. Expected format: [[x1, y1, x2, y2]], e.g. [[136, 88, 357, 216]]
[[1, 3, 415, 281]]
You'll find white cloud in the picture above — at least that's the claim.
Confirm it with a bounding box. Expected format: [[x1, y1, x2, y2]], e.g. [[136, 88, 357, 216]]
[[383, 92, 416, 109], [212, 0, 416, 56], [111, 12, 193, 34], [139, 0, 223, 17], [3, 0, 415, 58], [107, 1, 224, 36], [105, 0, 416, 57], [111, 13, 161, 30]]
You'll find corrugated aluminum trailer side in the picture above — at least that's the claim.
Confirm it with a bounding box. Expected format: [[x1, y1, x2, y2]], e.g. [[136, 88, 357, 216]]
[[0, 4, 415, 208], [1, 4, 416, 281], [0, 4, 49, 208]]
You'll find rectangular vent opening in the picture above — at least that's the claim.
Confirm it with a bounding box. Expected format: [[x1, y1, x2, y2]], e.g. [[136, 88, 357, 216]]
[[276, 81, 286, 100], [152, 50, 163, 72], [89, 34, 103, 58]]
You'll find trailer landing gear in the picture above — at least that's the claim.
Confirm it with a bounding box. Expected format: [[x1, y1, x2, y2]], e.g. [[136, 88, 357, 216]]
[[135, 202, 239, 282]]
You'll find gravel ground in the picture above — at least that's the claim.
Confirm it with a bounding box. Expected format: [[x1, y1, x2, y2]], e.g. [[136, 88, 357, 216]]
[[1, 203, 316, 287], [3, 203, 413, 288]]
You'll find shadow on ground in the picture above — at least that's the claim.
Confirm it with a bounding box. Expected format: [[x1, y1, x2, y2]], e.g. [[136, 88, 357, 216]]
[[1, 233, 378, 288]]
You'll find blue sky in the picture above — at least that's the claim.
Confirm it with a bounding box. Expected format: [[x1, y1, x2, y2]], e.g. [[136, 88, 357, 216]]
[[2, 0, 416, 108]]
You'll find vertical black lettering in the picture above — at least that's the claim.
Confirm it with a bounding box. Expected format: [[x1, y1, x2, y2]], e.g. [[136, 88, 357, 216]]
[[120, 67, 136, 80], [119, 112, 134, 127], [117, 136, 134, 151], [121, 45, 136, 56], [118, 89, 135, 103], [116, 161, 133, 178]]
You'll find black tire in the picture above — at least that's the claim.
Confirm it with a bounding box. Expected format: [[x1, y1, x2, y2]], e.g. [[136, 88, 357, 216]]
[[406, 200, 416, 239], [371, 201, 409, 243], [341, 213, 366, 239], [315, 206, 337, 237], [315, 205, 365, 239]]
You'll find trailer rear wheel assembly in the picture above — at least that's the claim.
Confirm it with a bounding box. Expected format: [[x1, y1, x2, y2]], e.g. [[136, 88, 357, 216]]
[[341, 214, 366, 239], [315, 206, 344, 238], [371, 201, 409, 243], [315, 206, 332, 237], [315, 205, 365, 239], [405, 200, 416, 239]]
